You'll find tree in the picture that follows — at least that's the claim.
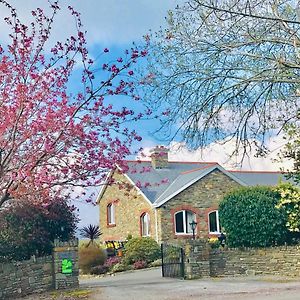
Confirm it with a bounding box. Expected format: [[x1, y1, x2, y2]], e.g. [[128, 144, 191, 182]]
[[0, 199, 78, 261], [0, 1, 148, 208], [219, 186, 288, 247], [275, 182, 300, 232], [80, 224, 102, 247], [142, 0, 300, 156]]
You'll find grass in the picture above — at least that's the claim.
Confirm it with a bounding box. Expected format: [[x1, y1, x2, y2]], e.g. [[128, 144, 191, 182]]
[[50, 289, 92, 299]]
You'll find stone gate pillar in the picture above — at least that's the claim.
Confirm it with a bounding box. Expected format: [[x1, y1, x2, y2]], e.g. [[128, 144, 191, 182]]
[[184, 240, 210, 279], [53, 239, 79, 290]]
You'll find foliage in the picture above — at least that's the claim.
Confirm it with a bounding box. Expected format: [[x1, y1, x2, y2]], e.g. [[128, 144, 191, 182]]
[[79, 225, 102, 247], [103, 256, 122, 269], [0, 200, 77, 261], [111, 261, 132, 273], [280, 124, 300, 183], [275, 182, 300, 232], [0, 1, 148, 208], [208, 237, 221, 249], [79, 244, 107, 274], [219, 186, 289, 247], [133, 260, 147, 270], [148, 259, 162, 267], [90, 265, 109, 275], [141, 0, 300, 155], [123, 237, 160, 264]]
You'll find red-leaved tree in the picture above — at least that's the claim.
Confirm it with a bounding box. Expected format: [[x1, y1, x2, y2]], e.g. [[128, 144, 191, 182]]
[[0, 1, 148, 207]]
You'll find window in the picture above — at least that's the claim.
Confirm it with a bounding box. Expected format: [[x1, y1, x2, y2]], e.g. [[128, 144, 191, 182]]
[[140, 212, 150, 236], [107, 203, 115, 225], [174, 210, 196, 234], [208, 210, 220, 233]]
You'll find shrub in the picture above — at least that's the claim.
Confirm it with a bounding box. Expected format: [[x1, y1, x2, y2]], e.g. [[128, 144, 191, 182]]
[[111, 262, 132, 273], [104, 256, 122, 269], [133, 260, 147, 270], [219, 186, 289, 247], [149, 259, 162, 267], [79, 244, 107, 274], [90, 265, 109, 275], [0, 200, 77, 262], [124, 237, 160, 264]]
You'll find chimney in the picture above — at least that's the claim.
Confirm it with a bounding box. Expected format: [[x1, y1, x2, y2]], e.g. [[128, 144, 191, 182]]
[[150, 146, 169, 169]]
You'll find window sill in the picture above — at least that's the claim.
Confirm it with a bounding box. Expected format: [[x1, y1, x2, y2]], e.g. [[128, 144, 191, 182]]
[[107, 224, 116, 228]]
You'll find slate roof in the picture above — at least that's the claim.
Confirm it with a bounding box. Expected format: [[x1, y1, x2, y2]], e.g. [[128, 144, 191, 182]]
[[124, 161, 289, 208]]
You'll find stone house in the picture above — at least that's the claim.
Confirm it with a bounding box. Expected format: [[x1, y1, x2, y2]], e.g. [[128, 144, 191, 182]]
[[97, 146, 286, 243]]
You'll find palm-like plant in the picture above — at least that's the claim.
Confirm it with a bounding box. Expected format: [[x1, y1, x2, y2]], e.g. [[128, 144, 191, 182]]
[[80, 224, 102, 247]]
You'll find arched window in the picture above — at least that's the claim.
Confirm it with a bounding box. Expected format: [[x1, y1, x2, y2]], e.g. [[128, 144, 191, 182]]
[[174, 210, 196, 234], [107, 203, 115, 225], [140, 212, 150, 237], [208, 210, 220, 233]]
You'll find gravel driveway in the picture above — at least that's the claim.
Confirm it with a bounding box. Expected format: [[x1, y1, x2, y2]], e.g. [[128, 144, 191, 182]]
[[80, 268, 300, 300]]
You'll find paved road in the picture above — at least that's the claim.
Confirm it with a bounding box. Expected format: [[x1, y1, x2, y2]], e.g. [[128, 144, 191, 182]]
[[80, 268, 300, 300]]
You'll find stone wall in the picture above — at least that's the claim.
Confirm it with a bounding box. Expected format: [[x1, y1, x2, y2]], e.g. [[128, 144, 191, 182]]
[[183, 240, 300, 279], [99, 171, 156, 241], [0, 255, 53, 299], [159, 170, 240, 243], [0, 239, 79, 299], [210, 246, 300, 277]]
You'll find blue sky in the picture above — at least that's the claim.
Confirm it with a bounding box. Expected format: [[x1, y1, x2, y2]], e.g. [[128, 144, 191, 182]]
[[0, 0, 183, 229], [0, 1, 291, 230]]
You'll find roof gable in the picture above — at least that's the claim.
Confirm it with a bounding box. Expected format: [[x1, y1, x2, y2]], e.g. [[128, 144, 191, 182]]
[[97, 160, 288, 207]]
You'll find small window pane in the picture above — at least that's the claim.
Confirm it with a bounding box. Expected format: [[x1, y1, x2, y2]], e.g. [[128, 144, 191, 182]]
[[186, 211, 196, 233], [108, 203, 115, 224], [141, 213, 150, 236], [175, 211, 184, 233], [209, 211, 218, 232]]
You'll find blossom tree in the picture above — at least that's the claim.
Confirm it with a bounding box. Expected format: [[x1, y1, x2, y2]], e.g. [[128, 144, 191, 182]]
[[0, 1, 148, 207]]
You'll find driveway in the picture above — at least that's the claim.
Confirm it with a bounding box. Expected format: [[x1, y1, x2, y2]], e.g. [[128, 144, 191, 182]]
[[80, 268, 300, 300]]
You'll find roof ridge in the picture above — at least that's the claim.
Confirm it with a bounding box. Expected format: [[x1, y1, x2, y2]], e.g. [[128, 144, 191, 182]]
[[180, 163, 218, 175], [229, 170, 285, 174], [125, 160, 218, 164]]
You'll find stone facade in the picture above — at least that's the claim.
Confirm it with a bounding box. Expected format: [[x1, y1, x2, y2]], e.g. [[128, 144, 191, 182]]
[[158, 170, 240, 242], [183, 240, 300, 279], [0, 239, 79, 299], [99, 171, 156, 241]]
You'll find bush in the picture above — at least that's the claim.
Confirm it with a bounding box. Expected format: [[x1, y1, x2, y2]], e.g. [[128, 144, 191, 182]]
[[90, 265, 109, 275], [0, 200, 77, 262], [149, 259, 162, 267], [111, 261, 132, 273], [124, 237, 160, 264], [79, 244, 107, 274], [133, 260, 147, 270], [104, 256, 122, 269], [219, 186, 289, 247]]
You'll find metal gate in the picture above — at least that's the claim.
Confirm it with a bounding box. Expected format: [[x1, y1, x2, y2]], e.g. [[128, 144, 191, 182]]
[[161, 243, 184, 279]]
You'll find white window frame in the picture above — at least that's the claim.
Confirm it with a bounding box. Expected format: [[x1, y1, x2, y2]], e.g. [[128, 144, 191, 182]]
[[141, 212, 150, 237], [174, 210, 196, 235], [208, 210, 220, 234], [107, 203, 115, 225]]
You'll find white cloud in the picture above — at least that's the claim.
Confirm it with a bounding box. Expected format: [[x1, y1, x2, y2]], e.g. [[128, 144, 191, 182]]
[[138, 135, 294, 171]]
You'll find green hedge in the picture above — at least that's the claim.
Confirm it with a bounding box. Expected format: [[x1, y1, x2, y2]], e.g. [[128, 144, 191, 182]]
[[219, 186, 289, 247]]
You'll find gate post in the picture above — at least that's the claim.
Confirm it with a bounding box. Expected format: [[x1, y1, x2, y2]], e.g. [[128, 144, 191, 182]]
[[52, 239, 79, 290], [184, 240, 210, 279]]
